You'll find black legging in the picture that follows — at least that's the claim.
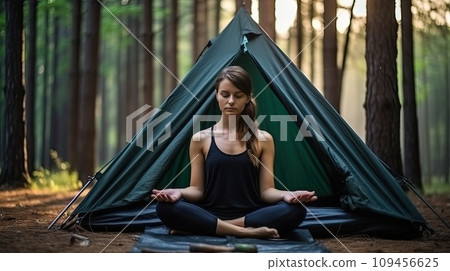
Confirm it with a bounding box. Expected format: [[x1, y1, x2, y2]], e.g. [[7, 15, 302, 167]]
[[156, 199, 307, 236]]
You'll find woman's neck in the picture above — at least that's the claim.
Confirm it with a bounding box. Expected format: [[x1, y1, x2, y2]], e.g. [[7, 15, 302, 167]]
[[216, 115, 242, 140]]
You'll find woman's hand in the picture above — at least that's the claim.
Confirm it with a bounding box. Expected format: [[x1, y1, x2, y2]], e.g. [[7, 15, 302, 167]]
[[283, 190, 318, 204], [151, 189, 182, 203]]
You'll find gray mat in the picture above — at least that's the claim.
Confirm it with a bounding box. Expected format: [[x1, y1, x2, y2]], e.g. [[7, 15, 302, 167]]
[[131, 226, 329, 253]]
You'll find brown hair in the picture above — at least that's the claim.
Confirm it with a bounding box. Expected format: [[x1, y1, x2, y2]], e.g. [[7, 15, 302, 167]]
[[215, 66, 259, 167]]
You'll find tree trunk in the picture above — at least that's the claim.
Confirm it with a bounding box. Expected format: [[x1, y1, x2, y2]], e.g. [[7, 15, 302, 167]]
[[365, 0, 403, 174], [259, 0, 275, 41], [339, 0, 356, 97], [0, 2, 4, 160], [444, 31, 449, 183], [401, 0, 422, 189], [126, 10, 138, 114], [0, 0, 31, 187], [78, 0, 101, 184], [26, 0, 37, 172], [419, 31, 431, 184], [164, 0, 178, 96], [193, 0, 208, 60], [309, 0, 315, 83], [68, 0, 82, 172], [296, 0, 302, 69], [117, 27, 127, 152], [50, 15, 60, 168], [323, 0, 340, 112], [99, 67, 108, 166], [214, 0, 221, 36], [143, 0, 154, 106], [41, 4, 50, 168]]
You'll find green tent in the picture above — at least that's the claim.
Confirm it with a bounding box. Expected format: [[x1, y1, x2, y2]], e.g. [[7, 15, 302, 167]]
[[65, 8, 430, 238]]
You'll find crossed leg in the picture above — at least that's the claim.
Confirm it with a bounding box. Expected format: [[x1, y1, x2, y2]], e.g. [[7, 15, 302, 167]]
[[156, 200, 305, 238], [217, 217, 279, 238]]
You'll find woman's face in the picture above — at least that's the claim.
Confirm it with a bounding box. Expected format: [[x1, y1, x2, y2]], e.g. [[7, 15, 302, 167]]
[[216, 79, 250, 116]]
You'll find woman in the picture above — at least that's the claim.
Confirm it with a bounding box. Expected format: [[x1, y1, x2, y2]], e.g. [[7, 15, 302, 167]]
[[151, 66, 317, 238]]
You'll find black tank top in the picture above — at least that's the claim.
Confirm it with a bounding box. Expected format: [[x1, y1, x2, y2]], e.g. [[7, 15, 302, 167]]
[[199, 126, 263, 220]]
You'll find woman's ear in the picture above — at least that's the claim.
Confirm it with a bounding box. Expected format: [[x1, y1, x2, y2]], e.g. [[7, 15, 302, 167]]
[[215, 90, 220, 101], [247, 94, 252, 104]]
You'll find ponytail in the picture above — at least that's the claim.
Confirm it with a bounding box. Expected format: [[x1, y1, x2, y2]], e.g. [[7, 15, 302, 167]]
[[240, 97, 259, 167]]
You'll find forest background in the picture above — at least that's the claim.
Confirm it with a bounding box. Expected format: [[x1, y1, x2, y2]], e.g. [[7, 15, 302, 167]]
[[0, 0, 449, 196]]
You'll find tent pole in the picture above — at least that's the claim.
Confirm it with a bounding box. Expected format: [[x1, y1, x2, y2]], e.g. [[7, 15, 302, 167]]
[[405, 181, 450, 230], [47, 175, 95, 230]]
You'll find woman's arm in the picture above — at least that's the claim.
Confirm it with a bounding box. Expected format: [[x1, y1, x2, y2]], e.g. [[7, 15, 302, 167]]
[[179, 132, 205, 201], [258, 131, 318, 204], [151, 132, 205, 203], [257, 131, 286, 203]]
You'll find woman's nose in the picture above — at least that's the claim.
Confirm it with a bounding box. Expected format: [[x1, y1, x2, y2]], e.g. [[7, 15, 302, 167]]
[[228, 96, 235, 105]]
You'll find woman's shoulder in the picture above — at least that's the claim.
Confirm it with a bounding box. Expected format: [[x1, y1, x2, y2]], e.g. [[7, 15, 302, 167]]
[[257, 129, 274, 142], [190, 128, 212, 156], [191, 127, 213, 142], [254, 129, 274, 157]]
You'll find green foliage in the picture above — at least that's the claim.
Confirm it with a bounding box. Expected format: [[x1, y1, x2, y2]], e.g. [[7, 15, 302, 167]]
[[100, 1, 143, 41], [423, 177, 450, 195], [31, 150, 81, 191]]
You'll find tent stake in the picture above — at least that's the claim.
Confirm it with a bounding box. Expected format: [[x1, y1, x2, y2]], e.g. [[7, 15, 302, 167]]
[[47, 175, 95, 230]]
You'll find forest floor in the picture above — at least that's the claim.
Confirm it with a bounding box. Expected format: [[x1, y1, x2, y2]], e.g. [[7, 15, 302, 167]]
[[0, 188, 449, 253]]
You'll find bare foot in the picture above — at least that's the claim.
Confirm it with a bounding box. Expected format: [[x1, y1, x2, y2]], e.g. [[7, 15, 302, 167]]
[[170, 229, 193, 235], [241, 226, 280, 239]]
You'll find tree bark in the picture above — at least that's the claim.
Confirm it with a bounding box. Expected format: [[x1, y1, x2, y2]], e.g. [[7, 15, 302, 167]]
[[259, 0, 275, 41], [365, 0, 403, 174], [418, 31, 431, 183], [309, 0, 315, 83], [1, 0, 31, 187], [50, 15, 60, 168], [214, 0, 221, 36], [339, 0, 356, 98], [68, 0, 82, 172], [41, 5, 50, 168], [193, 0, 208, 60], [164, 0, 178, 96], [401, 0, 422, 189], [99, 65, 108, 166], [323, 0, 340, 112], [444, 31, 449, 183], [143, 0, 154, 106], [117, 25, 127, 153], [126, 9, 138, 115], [0, 2, 4, 160], [77, 0, 101, 184], [296, 0, 303, 69], [26, 0, 37, 172]]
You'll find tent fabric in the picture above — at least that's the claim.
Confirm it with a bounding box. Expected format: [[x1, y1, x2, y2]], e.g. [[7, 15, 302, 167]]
[[69, 8, 429, 238]]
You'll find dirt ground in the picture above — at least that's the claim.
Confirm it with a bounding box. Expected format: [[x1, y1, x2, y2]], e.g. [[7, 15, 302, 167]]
[[0, 188, 449, 253]]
